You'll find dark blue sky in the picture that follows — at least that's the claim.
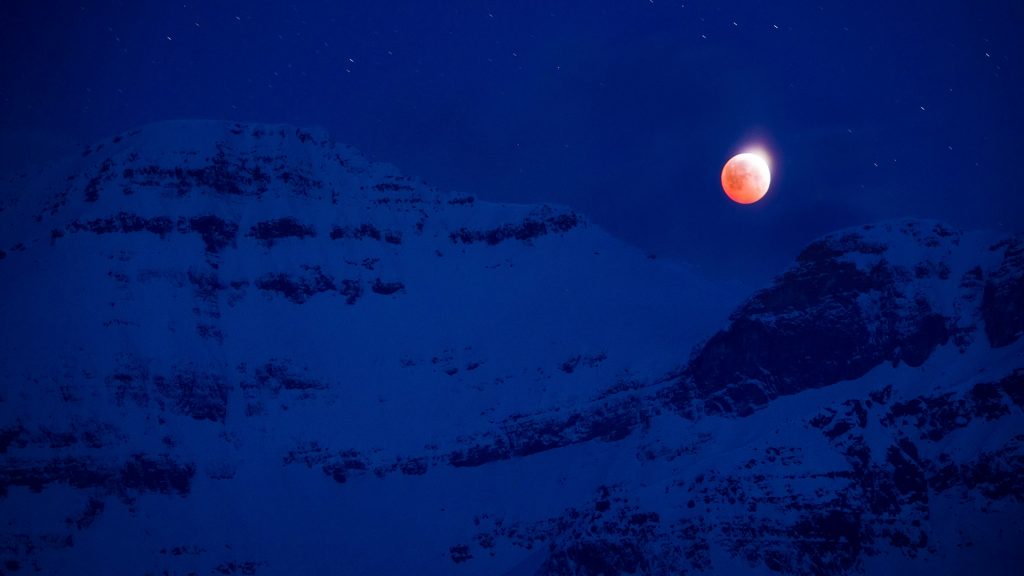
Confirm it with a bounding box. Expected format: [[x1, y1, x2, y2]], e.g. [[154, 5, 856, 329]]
[[2, 0, 1022, 280]]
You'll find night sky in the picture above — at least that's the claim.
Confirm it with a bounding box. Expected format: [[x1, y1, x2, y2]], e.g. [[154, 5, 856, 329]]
[[2, 0, 1022, 281]]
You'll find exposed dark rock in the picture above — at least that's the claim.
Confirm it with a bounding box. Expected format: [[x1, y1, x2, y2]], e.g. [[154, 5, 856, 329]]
[[153, 370, 230, 423], [340, 279, 363, 305], [188, 269, 224, 303], [560, 353, 607, 374], [255, 266, 335, 304], [462, 485, 672, 575], [330, 223, 402, 244], [373, 181, 414, 193], [322, 450, 370, 484], [160, 545, 206, 556], [253, 360, 326, 392], [674, 226, 954, 416], [281, 441, 331, 468], [810, 399, 869, 441], [122, 147, 272, 197], [0, 426, 27, 454], [188, 215, 239, 253], [330, 223, 381, 241], [785, 510, 864, 575], [881, 374, 1018, 441], [0, 457, 108, 495], [398, 457, 427, 476], [447, 440, 509, 469], [676, 519, 712, 571], [886, 441, 928, 504], [214, 560, 261, 575], [277, 169, 323, 197], [70, 497, 105, 530], [450, 544, 473, 564], [982, 235, 1024, 347], [957, 435, 1024, 501], [541, 540, 645, 576], [0, 454, 195, 498], [196, 323, 224, 342], [283, 443, 371, 485], [449, 397, 646, 468], [247, 217, 316, 246], [477, 360, 1023, 576], [869, 384, 893, 405], [68, 212, 175, 238], [83, 158, 114, 202], [995, 369, 1024, 409], [119, 454, 196, 496], [449, 211, 580, 245], [371, 278, 404, 295], [108, 359, 151, 408]]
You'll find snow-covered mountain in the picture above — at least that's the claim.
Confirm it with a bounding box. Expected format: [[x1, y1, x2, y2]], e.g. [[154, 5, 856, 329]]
[[0, 121, 1021, 575]]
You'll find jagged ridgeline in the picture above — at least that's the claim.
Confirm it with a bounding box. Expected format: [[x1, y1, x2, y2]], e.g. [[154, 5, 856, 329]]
[[0, 121, 1021, 575]]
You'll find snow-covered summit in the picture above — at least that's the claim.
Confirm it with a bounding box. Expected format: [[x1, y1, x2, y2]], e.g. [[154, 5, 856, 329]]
[[0, 121, 1021, 575]]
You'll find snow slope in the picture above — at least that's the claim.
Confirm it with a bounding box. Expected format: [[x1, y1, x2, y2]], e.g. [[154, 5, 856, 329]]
[[0, 121, 1021, 575]]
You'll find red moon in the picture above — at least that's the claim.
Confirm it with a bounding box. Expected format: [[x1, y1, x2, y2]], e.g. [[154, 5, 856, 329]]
[[721, 152, 771, 204]]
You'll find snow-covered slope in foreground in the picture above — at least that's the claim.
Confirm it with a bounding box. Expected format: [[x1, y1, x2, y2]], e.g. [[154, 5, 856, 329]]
[[0, 121, 1021, 575]]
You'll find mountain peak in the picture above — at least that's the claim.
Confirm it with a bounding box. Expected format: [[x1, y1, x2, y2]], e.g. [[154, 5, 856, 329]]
[[672, 218, 1016, 417], [1, 123, 1021, 575]]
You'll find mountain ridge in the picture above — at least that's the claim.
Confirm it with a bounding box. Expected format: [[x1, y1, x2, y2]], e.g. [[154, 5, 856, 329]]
[[0, 120, 1021, 575]]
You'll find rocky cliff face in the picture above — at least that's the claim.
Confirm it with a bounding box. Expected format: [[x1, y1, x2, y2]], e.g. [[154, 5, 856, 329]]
[[670, 220, 1016, 417], [0, 121, 1021, 575], [983, 235, 1024, 347], [444, 221, 1024, 576]]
